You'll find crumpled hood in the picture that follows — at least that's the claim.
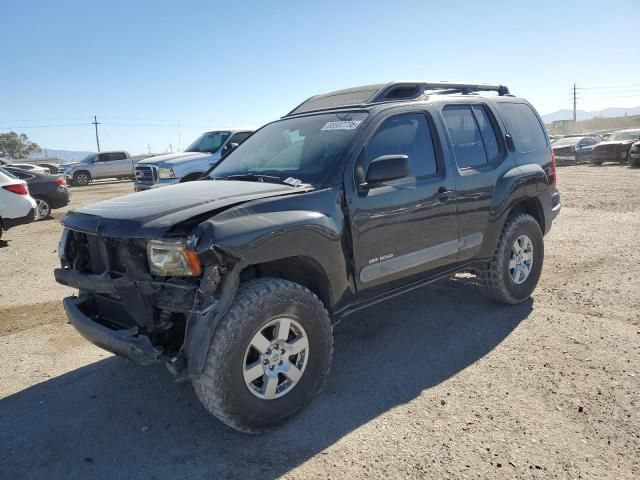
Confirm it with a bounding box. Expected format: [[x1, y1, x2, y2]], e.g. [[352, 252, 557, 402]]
[[62, 180, 302, 238], [137, 151, 213, 166]]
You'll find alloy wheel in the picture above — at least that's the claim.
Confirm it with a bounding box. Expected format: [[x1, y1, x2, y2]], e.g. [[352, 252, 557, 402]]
[[243, 317, 309, 400]]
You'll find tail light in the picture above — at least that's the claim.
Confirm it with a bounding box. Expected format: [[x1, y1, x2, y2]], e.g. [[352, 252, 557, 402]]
[[2, 183, 29, 195], [55, 176, 66, 187], [549, 150, 557, 186]]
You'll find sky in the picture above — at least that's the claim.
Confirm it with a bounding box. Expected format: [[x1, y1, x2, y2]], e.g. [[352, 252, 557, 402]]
[[1, 0, 639, 155]]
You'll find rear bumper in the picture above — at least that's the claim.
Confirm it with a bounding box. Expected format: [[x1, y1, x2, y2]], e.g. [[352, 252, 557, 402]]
[[3, 207, 35, 230], [49, 188, 71, 209], [63, 296, 163, 366]]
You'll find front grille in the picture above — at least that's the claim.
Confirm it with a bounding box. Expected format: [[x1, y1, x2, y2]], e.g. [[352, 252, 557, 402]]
[[61, 229, 146, 275], [135, 165, 157, 184]]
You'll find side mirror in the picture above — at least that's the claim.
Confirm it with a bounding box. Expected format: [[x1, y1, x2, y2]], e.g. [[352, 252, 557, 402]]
[[362, 154, 410, 188], [222, 142, 239, 158]]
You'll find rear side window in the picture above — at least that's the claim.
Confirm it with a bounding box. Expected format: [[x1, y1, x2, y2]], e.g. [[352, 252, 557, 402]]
[[366, 113, 438, 178], [442, 105, 500, 168], [496, 103, 548, 153], [108, 152, 127, 161]]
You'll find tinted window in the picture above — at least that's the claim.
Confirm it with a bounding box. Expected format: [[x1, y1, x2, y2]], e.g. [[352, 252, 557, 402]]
[[97, 154, 110, 162], [472, 106, 500, 163], [108, 152, 127, 161], [495, 103, 547, 153], [583, 138, 597, 146], [366, 113, 437, 178], [228, 132, 252, 145], [442, 106, 488, 168]]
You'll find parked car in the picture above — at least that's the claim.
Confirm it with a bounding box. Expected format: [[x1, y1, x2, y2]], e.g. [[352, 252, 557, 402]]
[[59, 151, 134, 186], [590, 129, 640, 165], [39, 162, 61, 174], [552, 136, 600, 162], [629, 140, 640, 167], [10, 163, 50, 174], [134, 130, 253, 191], [0, 168, 36, 239], [54, 81, 560, 433], [3, 167, 70, 220]]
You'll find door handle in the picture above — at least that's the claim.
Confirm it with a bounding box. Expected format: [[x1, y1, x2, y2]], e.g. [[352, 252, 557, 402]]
[[437, 187, 451, 203]]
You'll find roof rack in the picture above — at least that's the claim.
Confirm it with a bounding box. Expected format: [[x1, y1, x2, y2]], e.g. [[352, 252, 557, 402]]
[[285, 81, 511, 117]]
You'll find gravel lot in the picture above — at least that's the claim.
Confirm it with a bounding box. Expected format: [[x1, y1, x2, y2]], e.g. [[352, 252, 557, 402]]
[[1, 167, 639, 479]]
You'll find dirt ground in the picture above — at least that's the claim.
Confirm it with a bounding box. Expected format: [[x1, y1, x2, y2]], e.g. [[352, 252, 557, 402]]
[[0, 168, 639, 479]]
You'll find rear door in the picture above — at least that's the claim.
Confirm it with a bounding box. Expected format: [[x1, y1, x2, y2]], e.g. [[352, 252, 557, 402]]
[[108, 152, 131, 176], [439, 103, 511, 261], [346, 108, 459, 298]]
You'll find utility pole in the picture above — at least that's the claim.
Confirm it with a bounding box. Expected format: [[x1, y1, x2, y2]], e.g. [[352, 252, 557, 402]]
[[572, 83, 577, 123], [168, 142, 173, 153], [92, 115, 101, 152], [147, 144, 151, 155]]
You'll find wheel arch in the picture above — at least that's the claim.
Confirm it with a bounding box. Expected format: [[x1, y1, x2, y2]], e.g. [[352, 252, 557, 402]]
[[244, 256, 334, 313]]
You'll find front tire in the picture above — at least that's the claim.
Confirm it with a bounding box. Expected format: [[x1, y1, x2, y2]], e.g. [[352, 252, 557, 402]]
[[73, 171, 91, 186], [193, 278, 333, 434], [479, 213, 544, 304]]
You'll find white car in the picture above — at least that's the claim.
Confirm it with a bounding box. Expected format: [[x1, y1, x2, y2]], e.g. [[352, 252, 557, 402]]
[[10, 163, 50, 175], [0, 168, 37, 239]]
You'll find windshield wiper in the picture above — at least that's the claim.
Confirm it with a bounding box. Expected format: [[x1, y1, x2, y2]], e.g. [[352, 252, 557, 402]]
[[216, 173, 315, 190], [223, 173, 288, 184]]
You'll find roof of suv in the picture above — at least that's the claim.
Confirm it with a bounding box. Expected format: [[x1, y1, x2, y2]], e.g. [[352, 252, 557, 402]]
[[285, 81, 513, 117]]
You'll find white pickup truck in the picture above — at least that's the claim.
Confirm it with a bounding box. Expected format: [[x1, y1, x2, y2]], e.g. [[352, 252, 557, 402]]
[[60, 151, 134, 186], [133, 130, 252, 191]]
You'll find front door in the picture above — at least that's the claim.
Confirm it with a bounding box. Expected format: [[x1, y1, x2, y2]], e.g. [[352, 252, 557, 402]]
[[347, 110, 459, 298], [93, 153, 112, 177]]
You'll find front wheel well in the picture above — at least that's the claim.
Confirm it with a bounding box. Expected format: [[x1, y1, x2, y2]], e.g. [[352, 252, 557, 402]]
[[242, 257, 333, 314], [508, 197, 545, 233]]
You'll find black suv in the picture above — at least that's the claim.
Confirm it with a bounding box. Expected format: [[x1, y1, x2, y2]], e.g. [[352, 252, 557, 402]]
[[55, 82, 561, 433]]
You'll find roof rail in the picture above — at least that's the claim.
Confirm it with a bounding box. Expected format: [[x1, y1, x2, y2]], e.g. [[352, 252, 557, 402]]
[[285, 81, 511, 117]]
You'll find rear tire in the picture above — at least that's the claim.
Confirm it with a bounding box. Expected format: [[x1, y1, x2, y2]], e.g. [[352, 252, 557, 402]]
[[34, 197, 51, 220], [193, 278, 333, 434], [629, 157, 639, 168], [479, 213, 544, 304]]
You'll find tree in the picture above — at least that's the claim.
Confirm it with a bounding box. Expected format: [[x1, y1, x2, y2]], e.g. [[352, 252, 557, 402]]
[[0, 131, 41, 159]]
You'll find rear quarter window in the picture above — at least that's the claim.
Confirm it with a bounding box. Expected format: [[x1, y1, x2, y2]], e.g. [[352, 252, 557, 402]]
[[496, 103, 548, 153]]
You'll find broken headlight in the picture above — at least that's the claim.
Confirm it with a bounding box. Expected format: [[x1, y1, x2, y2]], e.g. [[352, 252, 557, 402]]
[[147, 240, 202, 276]]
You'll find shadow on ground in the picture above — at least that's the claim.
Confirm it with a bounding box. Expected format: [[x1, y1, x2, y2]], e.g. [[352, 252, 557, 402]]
[[0, 279, 532, 479]]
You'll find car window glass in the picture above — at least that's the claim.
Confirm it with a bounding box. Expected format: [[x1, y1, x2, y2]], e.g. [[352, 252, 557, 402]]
[[98, 154, 110, 162], [365, 113, 437, 177], [108, 152, 127, 161], [228, 132, 252, 145], [495, 103, 547, 153], [442, 106, 488, 168], [472, 105, 501, 163]]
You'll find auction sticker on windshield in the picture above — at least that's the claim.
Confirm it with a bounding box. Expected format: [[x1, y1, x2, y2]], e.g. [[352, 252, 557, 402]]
[[321, 120, 362, 131]]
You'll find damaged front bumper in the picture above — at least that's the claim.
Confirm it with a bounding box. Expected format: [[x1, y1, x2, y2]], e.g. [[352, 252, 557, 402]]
[[62, 295, 163, 365]]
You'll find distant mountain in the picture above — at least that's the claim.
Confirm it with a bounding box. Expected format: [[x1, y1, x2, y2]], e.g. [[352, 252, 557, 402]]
[[542, 106, 640, 123], [28, 149, 94, 164]]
